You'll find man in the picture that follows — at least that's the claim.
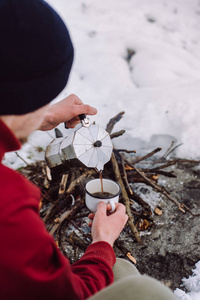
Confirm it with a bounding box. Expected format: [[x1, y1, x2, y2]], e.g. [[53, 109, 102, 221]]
[[0, 1, 178, 299]]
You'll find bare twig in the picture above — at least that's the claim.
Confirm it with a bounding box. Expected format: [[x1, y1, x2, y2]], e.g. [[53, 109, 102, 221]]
[[161, 141, 175, 159], [117, 149, 136, 154], [111, 153, 141, 243], [120, 153, 133, 195], [151, 170, 176, 178], [132, 166, 200, 216], [66, 169, 96, 194], [164, 143, 183, 158], [15, 152, 29, 166], [115, 239, 137, 264], [176, 158, 200, 164], [59, 174, 69, 194], [183, 204, 200, 216], [50, 209, 72, 236], [146, 160, 178, 171], [130, 191, 152, 214], [133, 166, 185, 212], [110, 130, 126, 139], [106, 111, 125, 134], [68, 232, 88, 251], [70, 220, 91, 242], [131, 148, 162, 165]]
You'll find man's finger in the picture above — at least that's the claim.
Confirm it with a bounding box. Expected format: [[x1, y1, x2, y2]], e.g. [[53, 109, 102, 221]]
[[88, 213, 95, 220], [73, 96, 83, 105], [96, 202, 107, 214], [114, 203, 127, 214], [88, 221, 93, 227], [74, 104, 97, 116], [106, 203, 117, 213], [65, 119, 80, 128]]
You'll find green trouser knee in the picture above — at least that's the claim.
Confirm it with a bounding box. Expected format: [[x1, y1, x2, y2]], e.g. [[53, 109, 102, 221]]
[[88, 258, 178, 300]]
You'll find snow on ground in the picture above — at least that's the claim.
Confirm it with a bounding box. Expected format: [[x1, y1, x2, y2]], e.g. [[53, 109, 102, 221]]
[[3, 0, 200, 298], [47, 0, 200, 160], [5, 0, 200, 168], [175, 262, 200, 300]]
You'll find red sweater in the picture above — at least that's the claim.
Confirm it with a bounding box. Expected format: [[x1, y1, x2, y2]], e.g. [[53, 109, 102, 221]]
[[0, 120, 115, 300]]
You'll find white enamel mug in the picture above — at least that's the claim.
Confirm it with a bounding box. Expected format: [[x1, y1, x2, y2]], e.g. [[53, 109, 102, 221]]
[[85, 178, 121, 213]]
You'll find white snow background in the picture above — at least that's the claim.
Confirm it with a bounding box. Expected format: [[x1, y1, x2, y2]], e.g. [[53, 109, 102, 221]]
[[3, 0, 200, 299]]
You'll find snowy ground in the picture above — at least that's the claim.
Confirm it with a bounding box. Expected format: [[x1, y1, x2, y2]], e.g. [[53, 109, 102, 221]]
[[3, 0, 200, 298], [175, 262, 200, 300]]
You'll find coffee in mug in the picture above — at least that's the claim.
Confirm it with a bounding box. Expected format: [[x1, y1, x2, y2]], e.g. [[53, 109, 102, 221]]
[[91, 192, 114, 198], [85, 178, 121, 213]]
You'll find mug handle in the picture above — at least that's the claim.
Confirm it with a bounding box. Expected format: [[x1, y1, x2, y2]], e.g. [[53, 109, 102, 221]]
[[108, 200, 116, 213]]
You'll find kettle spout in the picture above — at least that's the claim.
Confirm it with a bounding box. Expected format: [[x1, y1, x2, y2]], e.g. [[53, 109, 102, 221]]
[[96, 162, 104, 172]]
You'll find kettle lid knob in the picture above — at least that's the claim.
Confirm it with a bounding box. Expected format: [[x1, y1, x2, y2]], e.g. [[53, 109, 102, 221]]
[[93, 140, 102, 147]]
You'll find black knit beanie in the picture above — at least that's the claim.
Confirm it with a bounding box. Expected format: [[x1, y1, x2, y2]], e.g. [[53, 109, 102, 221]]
[[0, 0, 74, 115]]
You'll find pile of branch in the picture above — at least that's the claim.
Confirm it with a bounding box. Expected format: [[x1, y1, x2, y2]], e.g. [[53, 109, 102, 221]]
[[19, 112, 200, 264]]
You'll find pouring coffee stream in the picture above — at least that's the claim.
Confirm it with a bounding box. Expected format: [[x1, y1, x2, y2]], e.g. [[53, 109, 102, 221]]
[[100, 170, 103, 193], [91, 171, 115, 199]]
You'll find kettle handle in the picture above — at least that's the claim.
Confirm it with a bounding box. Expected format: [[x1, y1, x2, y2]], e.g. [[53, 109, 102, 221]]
[[64, 114, 90, 129], [79, 114, 86, 121], [79, 114, 90, 127]]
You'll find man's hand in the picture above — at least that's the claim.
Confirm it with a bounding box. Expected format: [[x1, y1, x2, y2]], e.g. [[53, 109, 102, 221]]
[[39, 94, 97, 131], [88, 202, 128, 247]]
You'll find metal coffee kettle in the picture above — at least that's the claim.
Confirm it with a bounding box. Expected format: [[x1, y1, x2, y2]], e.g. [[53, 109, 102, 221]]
[[45, 114, 113, 171]]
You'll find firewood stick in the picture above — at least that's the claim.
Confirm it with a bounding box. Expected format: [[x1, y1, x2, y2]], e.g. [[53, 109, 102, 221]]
[[69, 232, 88, 251], [66, 169, 96, 194], [130, 190, 152, 213], [182, 204, 200, 216], [110, 130, 126, 139], [111, 153, 141, 243], [118, 149, 136, 153], [50, 209, 72, 236], [131, 148, 162, 164], [106, 111, 125, 134], [51, 200, 84, 236], [120, 154, 133, 195], [126, 252, 137, 265], [133, 166, 185, 210], [143, 160, 178, 172], [46, 165, 52, 181], [59, 174, 69, 194], [70, 220, 91, 242], [43, 187, 73, 224], [130, 207, 154, 222], [164, 143, 183, 158], [176, 158, 200, 164], [152, 158, 200, 165], [15, 151, 29, 165], [126, 172, 159, 183], [43, 193, 63, 223], [150, 170, 176, 178], [115, 239, 137, 264], [160, 141, 175, 159]]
